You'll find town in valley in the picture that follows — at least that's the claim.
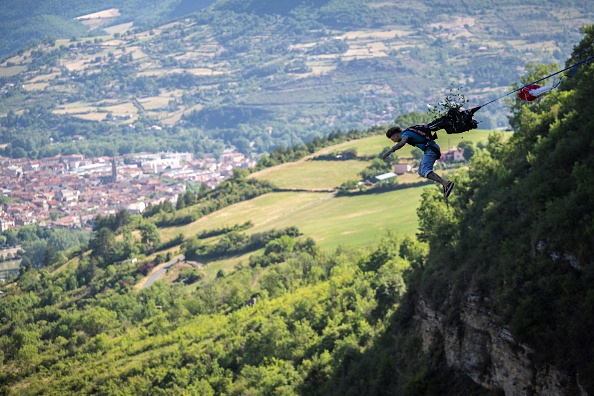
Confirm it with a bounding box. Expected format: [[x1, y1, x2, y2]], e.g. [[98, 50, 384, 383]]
[[0, 150, 255, 232]]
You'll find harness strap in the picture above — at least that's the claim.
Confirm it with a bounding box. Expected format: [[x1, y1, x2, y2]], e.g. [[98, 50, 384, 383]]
[[406, 125, 438, 141], [404, 128, 442, 158]]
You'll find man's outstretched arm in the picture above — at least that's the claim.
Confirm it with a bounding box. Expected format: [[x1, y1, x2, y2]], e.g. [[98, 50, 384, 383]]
[[382, 136, 409, 159]]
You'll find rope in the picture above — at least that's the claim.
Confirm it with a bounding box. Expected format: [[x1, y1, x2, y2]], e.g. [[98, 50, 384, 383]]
[[478, 54, 594, 108]]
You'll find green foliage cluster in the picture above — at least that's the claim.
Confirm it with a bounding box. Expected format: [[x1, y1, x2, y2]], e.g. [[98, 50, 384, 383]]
[[0, 225, 89, 269], [249, 235, 317, 268], [182, 226, 301, 262], [307, 39, 348, 55], [0, 229, 428, 394], [142, 199, 176, 218], [176, 265, 202, 284], [87, 211, 163, 267], [408, 25, 594, 392], [195, 221, 254, 239]]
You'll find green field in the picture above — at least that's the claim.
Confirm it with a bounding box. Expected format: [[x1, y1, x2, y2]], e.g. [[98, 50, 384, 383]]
[[161, 186, 428, 253], [159, 185, 429, 279], [251, 159, 369, 190], [158, 129, 500, 276], [159, 191, 327, 241], [247, 187, 427, 250]]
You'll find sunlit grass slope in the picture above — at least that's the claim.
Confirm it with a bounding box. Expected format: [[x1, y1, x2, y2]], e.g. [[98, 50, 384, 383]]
[[248, 188, 427, 250], [251, 129, 503, 190], [161, 186, 427, 253], [160, 129, 500, 258], [250, 159, 369, 190]]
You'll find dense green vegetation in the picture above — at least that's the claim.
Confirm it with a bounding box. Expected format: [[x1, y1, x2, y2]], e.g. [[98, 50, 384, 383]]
[[426, 25, 594, 386], [317, 25, 594, 394], [182, 226, 302, 262], [0, 222, 434, 394], [0, 225, 89, 269]]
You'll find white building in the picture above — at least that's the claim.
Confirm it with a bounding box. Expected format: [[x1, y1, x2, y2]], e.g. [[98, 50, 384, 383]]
[[393, 164, 412, 175]]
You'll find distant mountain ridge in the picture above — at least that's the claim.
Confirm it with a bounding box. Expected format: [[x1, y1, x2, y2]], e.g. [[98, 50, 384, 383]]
[[0, 0, 593, 161], [213, 0, 331, 16], [0, 0, 217, 59]]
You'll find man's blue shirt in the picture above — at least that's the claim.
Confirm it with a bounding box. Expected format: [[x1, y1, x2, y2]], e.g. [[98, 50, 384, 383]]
[[402, 130, 440, 153]]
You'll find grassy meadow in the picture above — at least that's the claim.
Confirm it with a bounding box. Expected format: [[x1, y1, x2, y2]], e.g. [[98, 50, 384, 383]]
[[246, 187, 427, 250], [0, 260, 20, 271], [152, 129, 499, 283], [159, 191, 328, 242], [164, 187, 426, 250], [251, 159, 369, 190], [157, 187, 428, 281]]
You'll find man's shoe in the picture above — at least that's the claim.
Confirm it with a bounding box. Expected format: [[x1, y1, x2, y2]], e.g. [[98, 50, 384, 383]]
[[444, 181, 454, 199]]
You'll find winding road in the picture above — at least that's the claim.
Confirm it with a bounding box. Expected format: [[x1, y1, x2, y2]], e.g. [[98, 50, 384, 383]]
[[142, 255, 184, 288]]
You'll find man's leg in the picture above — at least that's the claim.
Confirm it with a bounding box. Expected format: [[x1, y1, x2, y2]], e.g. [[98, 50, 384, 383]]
[[419, 150, 447, 187], [419, 151, 454, 198], [426, 171, 448, 188], [428, 171, 454, 198]]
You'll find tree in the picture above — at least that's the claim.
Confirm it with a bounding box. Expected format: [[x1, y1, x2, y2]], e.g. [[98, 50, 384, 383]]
[[88, 228, 116, 265], [139, 221, 160, 250], [457, 141, 475, 161], [79, 307, 117, 336], [176, 190, 197, 209]]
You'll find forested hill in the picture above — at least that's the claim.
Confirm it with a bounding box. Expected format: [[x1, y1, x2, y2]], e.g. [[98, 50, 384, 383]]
[[319, 25, 594, 394], [0, 0, 216, 58]]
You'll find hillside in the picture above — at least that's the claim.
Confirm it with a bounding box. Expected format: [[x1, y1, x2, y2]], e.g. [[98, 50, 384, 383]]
[[1, 5, 594, 396], [0, 120, 496, 393], [0, 26, 592, 390], [316, 25, 594, 395], [0, 1, 593, 160], [0, 0, 216, 59], [156, 129, 494, 257]]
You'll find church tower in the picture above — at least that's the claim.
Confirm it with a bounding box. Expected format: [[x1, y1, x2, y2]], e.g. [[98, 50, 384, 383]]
[[111, 157, 118, 183]]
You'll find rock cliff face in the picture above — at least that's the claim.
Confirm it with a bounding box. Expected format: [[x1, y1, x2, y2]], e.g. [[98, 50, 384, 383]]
[[414, 296, 587, 396]]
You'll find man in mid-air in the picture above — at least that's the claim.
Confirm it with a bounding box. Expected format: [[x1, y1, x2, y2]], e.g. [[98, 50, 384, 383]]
[[382, 125, 454, 199]]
